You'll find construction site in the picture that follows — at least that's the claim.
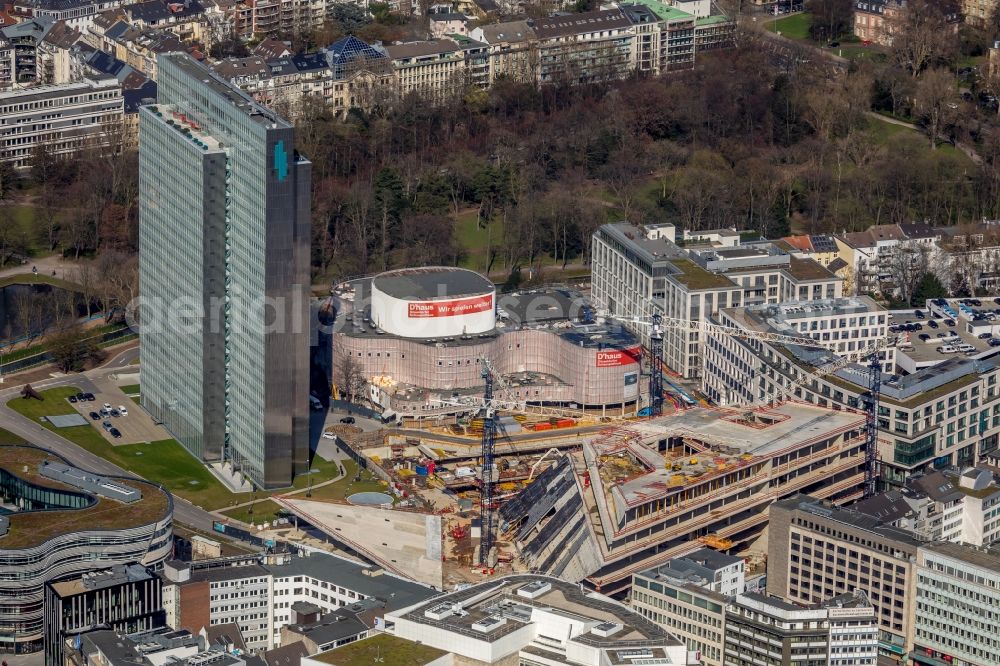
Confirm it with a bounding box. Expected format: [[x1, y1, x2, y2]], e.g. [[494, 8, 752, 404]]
[[273, 398, 869, 596], [267, 273, 888, 595]]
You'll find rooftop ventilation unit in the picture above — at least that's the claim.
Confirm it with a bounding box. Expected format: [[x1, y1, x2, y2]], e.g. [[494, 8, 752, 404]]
[[517, 580, 552, 599], [591, 622, 623, 638], [472, 616, 507, 633]]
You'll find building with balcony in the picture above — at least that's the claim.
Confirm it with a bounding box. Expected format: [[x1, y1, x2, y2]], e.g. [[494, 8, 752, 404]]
[[139, 53, 311, 489], [0, 445, 172, 656]]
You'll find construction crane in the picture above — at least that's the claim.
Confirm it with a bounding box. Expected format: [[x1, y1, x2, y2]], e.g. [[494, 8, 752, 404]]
[[478, 357, 500, 568], [601, 311, 891, 499]]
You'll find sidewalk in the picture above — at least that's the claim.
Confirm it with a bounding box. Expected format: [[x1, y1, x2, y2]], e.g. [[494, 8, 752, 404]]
[[0, 255, 76, 282]]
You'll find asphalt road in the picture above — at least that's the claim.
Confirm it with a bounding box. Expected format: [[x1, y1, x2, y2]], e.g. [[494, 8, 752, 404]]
[[0, 347, 217, 531]]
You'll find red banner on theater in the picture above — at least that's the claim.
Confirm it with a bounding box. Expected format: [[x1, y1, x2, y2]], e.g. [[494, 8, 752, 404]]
[[596, 346, 642, 367], [407, 294, 494, 318]]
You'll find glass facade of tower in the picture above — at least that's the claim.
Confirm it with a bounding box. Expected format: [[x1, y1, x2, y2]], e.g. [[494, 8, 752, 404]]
[[139, 53, 311, 489]]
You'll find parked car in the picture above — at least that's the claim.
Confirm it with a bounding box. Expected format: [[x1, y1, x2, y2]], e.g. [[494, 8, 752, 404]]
[[322, 432, 336, 440], [84, 393, 95, 401], [103, 402, 112, 410], [919, 333, 931, 341], [945, 319, 956, 326], [89, 411, 100, 420], [937, 345, 958, 354], [915, 310, 925, 318], [110, 428, 122, 439], [990, 339, 1000, 347], [102, 421, 113, 431], [979, 332, 993, 339], [340, 416, 356, 424], [110, 409, 120, 417], [957, 344, 977, 353], [928, 320, 939, 328], [118, 405, 128, 416], [75, 392, 86, 401], [68, 396, 77, 403]]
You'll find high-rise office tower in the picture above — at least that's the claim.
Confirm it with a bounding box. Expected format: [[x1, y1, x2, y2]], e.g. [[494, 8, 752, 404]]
[[138, 53, 311, 489]]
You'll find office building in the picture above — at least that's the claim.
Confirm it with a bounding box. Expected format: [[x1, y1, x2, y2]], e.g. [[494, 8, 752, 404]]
[[70, 625, 255, 666], [590, 222, 841, 379], [0, 445, 172, 656], [0, 76, 124, 167], [631, 550, 743, 666], [159, 551, 436, 652], [703, 296, 892, 407], [503, 401, 866, 595], [139, 52, 311, 489], [724, 591, 877, 666], [912, 541, 1000, 666], [383, 575, 691, 666], [767, 494, 921, 661], [705, 302, 1000, 486], [44, 565, 165, 665]]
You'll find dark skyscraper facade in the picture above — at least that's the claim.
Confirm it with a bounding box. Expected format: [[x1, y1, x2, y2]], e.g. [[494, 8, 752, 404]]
[[139, 53, 311, 489]]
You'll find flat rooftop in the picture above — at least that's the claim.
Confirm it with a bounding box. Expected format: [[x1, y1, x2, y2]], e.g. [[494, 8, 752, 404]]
[[372, 267, 494, 301], [921, 540, 1000, 571], [0, 445, 171, 550], [49, 563, 153, 597], [588, 403, 864, 509], [396, 574, 681, 647], [161, 52, 290, 129], [309, 633, 446, 666]]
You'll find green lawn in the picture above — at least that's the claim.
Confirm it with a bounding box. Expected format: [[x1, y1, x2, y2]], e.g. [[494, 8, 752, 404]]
[[120, 384, 140, 396], [6, 386, 344, 509], [303, 458, 388, 502], [868, 117, 977, 167], [220, 499, 285, 524], [766, 13, 812, 40], [0, 273, 82, 290], [311, 633, 446, 666], [454, 210, 505, 272]]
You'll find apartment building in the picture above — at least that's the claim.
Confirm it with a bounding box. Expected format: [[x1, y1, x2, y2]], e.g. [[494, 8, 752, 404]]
[[912, 541, 1000, 666], [0, 17, 55, 88], [881, 465, 1000, 546], [631, 549, 743, 666], [934, 223, 1000, 293], [853, 0, 904, 46], [724, 591, 878, 666], [835, 223, 940, 296], [13, 0, 123, 30], [216, 36, 394, 118], [590, 222, 841, 379], [0, 75, 123, 167], [468, 20, 536, 83], [768, 494, 921, 661], [704, 300, 1000, 485], [384, 37, 483, 102], [533, 9, 634, 84], [622, 2, 695, 74], [160, 553, 435, 652]]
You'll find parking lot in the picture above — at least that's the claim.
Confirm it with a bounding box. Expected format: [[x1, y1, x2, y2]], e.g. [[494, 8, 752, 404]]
[[64, 376, 171, 445]]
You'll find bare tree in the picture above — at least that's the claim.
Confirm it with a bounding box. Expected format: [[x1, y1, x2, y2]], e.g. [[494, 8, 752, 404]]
[[914, 68, 955, 149], [335, 354, 367, 404], [889, 240, 931, 304], [890, 0, 957, 77]]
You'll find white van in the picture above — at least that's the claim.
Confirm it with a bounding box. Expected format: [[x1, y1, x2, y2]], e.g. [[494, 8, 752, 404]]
[[937, 345, 958, 354], [956, 343, 976, 353]]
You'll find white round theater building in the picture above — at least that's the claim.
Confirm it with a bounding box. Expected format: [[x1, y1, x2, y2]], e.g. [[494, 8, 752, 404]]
[[332, 267, 646, 418]]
